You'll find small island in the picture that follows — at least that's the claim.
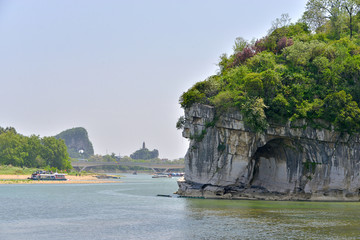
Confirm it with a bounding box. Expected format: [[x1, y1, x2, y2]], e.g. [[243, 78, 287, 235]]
[[130, 142, 159, 160]]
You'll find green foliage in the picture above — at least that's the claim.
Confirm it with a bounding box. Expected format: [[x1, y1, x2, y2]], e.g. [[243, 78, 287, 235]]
[[283, 40, 327, 66], [180, 76, 221, 108], [241, 98, 269, 132], [190, 129, 207, 142], [244, 73, 264, 97], [217, 143, 226, 152], [322, 90, 360, 132], [205, 116, 218, 128], [40, 137, 72, 170], [0, 128, 72, 170], [0, 131, 27, 167], [180, 3, 360, 134], [176, 116, 186, 130], [246, 52, 277, 73], [265, 22, 310, 52], [267, 93, 291, 122], [130, 147, 159, 160], [102, 154, 118, 162], [232, 37, 248, 54]]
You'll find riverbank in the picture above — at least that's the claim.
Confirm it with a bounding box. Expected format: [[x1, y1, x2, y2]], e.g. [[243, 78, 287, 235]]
[[0, 174, 120, 184]]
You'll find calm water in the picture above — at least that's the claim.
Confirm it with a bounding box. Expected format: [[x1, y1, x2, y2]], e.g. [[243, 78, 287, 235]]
[[1, 174, 360, 240]]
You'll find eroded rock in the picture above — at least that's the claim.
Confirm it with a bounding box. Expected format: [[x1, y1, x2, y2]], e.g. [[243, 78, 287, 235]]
[[177, 104, 360, 201]]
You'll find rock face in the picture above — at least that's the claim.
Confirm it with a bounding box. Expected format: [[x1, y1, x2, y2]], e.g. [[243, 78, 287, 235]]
[[177, 104, 360, 201], [55, 127, 94, 159]]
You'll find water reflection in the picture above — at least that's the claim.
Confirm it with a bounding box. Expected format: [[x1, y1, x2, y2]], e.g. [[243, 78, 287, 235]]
[[183, 198, 360, 239]]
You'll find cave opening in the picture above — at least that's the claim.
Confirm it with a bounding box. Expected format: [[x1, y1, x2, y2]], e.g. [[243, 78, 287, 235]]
[[248, 138, 296, 192]]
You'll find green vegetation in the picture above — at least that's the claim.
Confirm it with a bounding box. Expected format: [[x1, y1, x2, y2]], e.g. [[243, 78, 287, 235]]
[[0, 165, 40, 175], [0, 179, 32, 184], [55, 127, 94, 158], [85, 153, 184, 165], [179, 0, 360, 134], [78, 154, 184, 172], [130, 142, 159, 160], [0, 127, 71, 170]]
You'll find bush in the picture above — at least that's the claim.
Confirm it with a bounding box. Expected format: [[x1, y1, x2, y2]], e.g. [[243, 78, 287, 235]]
[[179, 76, 220, 108], [178, 17, 360, 135]]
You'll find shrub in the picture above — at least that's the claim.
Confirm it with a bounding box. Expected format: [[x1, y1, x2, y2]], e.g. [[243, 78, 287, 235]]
[[231, 46, 256, 67], [241, 97, 269, 132]]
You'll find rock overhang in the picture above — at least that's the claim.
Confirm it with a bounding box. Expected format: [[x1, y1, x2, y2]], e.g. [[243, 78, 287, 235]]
[[178, 104, 360, 201]]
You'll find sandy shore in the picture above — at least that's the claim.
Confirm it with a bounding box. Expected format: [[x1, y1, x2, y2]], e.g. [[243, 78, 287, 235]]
[[0, 174, 120, 184]]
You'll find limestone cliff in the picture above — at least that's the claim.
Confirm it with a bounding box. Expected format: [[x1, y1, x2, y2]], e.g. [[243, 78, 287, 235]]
[[55, 127, 94, 159], [177, 104, 360, 201]]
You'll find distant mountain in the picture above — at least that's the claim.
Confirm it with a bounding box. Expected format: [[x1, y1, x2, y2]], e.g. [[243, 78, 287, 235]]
[[55, 127, 94, 159]]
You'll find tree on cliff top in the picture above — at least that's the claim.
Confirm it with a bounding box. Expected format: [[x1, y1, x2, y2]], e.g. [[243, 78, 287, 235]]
[[179, 0, 360, 134]]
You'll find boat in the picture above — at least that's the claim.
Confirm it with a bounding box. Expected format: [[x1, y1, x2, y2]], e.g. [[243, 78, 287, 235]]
[[169, 172, 184, 177], [157, 194, 172, 197], [152, 174, 171, 178], [29, 171, 67, 181], [95, 175, 121, 179]]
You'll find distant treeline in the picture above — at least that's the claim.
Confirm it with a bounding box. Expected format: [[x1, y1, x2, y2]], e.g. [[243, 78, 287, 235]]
[[86, 153, 184, 164], [0, 127, 71, 170], [130, 148, 159, 160]]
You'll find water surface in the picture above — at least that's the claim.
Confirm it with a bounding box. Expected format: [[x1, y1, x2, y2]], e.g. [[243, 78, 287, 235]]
[[1, 174, 359, 239]]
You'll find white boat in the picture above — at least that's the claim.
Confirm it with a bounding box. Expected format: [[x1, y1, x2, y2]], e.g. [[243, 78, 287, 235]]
[[152, 174, 171, 178], [29, 171, 67, 181]]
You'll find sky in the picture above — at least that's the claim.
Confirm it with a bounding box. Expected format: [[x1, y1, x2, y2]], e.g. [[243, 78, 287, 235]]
[[0, 0, 308, 159]]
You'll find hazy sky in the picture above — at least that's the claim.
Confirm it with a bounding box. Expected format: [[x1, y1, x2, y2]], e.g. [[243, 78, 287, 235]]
[[0, 0, 308, 159]]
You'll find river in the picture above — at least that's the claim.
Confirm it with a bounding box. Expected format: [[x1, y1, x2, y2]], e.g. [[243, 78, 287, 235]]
[[0, 174, 359, 240]]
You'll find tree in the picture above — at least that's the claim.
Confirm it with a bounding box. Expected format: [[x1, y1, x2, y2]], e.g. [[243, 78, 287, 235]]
[[302, 0, 342, 37], [322, 91, 360, 132], [341, 0, 360, 38], [130, 147, 159, 160], [179, 1, 360, 135], [302, 0, 360, 38], [41, 137, 71, 170], [23, 135, 43, 168], [232, 37, 248, 54], [176, 116, 186, 130], [231, 46, 256, 67], [0, 131, 26, 167], [241, 97, 268, 132], [301, 5, 328, 32], [243, 73, 264, 97], [103, 154, 117, 162], [218, 53, 230, 73], [268, 13, 292, 34]]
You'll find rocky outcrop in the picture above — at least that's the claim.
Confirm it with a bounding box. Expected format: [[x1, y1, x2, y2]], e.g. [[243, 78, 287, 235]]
[[55, 127, 94, 158], [177, 104, 360, 201]]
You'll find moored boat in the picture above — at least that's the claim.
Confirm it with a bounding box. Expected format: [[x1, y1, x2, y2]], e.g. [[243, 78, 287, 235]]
[[169, 172, 184, 177], [152, 174, 171, 178], [29, 171, 67, 181]]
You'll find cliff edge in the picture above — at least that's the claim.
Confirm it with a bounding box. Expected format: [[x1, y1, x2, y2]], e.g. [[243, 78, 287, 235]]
[[177, 104, 360, 201]]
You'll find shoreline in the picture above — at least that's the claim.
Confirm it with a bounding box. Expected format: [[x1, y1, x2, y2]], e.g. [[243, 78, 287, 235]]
[[0, 174, 121, 184]]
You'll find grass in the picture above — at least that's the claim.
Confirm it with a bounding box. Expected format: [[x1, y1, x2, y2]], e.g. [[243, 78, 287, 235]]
[[0, 165, 40, 175], [0, 165, 92, 176], [0, 179, 31, 184]]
